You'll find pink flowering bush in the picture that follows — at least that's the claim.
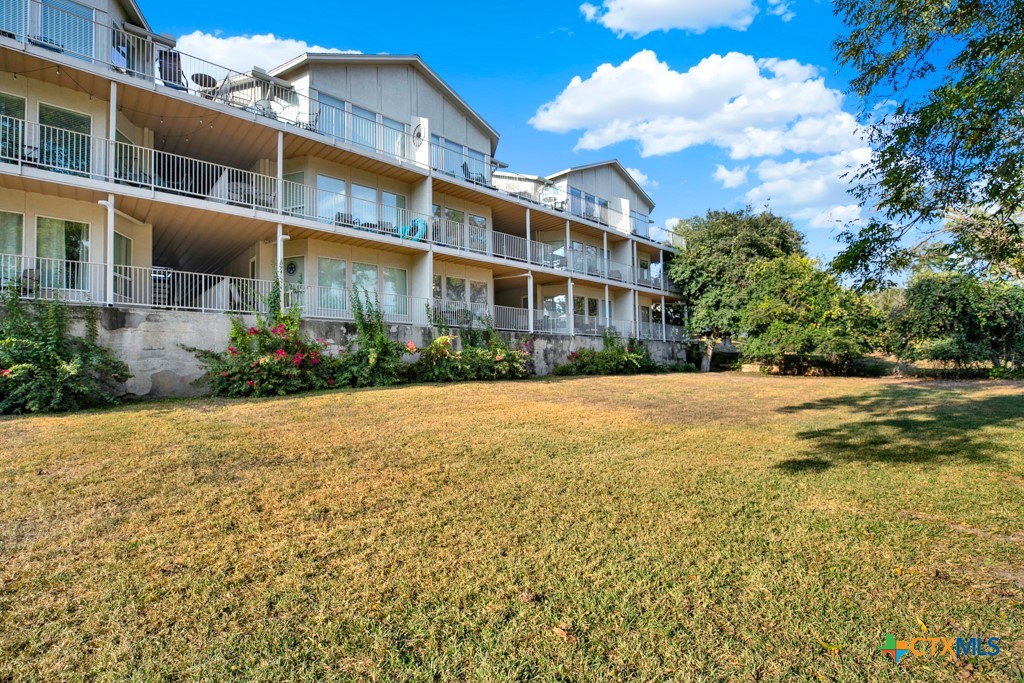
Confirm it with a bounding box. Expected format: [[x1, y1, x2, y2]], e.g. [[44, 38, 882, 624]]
[[190, 309, 339, 398]]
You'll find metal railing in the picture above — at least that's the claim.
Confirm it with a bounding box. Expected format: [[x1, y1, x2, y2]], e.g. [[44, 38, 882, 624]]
[[286, 286, 432, 325], [0, 253, 105, 302], [1, 0, 419, 167], [430, 141, 492, 185], [491, 173, 626, 230], [432, 219, 488, 254], [534, 311, 569, 333], [115, 265, 273, 312], [281, 181, 433, 243], [493, 304, 530, 332]]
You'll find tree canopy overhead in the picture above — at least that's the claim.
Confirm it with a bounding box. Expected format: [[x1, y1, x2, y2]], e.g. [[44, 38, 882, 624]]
[[832, 0, 1024, 287]]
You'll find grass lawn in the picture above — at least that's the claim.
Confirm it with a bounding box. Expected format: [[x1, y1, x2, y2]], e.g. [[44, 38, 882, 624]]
[[1, 374, 1023, 681]]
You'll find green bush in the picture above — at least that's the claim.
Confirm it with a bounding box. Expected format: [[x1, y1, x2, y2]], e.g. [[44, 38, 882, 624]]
[[408, 325, 532, 383], [0, 288, 130, 414], [553, 333, 664, 376], [336, 289, 408, 388]]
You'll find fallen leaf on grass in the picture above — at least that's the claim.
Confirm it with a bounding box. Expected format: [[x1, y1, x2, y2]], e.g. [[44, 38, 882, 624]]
[[552, 626, 578, 644]]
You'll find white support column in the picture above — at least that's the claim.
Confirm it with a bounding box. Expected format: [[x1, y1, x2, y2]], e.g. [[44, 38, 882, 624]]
[[567, 277, 575, 336], [661, 294, 667, 342], [565, 219, 571, 272], [527, 271, 534, 333], [276, 223, 286, 311], [604, 283, 610, 325], [602, 231, 608, 278], [108, 81, 117, 176], [104, 193, 114, 306], [633, 289, 639, 339], [276, 130, 284, 212]]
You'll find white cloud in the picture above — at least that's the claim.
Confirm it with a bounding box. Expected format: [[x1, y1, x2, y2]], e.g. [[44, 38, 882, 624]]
[[531, 50, 870, 229], [626, 167, 658, 190], [713, 164, 749, 188], [743, 148, 870, 228], [579, 0, 793, 37], [175, 31, 359, 74], [531, 51, 857, 160]]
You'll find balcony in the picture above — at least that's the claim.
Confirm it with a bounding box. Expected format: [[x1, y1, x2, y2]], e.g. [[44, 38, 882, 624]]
[[0, 0, 419, 168]]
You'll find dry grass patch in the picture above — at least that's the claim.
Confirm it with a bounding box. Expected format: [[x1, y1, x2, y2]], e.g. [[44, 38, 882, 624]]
[[1, 374, 1023, 681]]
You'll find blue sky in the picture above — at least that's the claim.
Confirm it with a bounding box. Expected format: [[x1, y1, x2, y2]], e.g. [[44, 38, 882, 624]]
[[141, 0, 864, 260]]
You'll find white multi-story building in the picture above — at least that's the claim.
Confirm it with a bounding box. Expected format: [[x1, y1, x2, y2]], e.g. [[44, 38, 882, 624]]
[[0, 0, 686, 353]]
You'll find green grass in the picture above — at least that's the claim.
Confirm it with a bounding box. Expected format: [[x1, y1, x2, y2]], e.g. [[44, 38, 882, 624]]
[[1, 374, 1022, 681]]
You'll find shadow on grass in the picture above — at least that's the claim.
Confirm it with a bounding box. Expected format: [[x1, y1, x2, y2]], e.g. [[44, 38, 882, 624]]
[[774, 383, 1024, 471]]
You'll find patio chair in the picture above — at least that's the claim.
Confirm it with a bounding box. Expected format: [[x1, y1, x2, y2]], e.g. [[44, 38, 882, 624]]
[[335, 212, 354, 227], [299, 111, 319, 132], [227, 182, 253, 205], [157, 49, 188, 91], [461, 161, 487, 185]]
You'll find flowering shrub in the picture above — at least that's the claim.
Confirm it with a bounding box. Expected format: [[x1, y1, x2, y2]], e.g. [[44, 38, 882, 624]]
[[191, 309, 339, 397], [408, 331, 532, 382], [0, 287, 129, 414]]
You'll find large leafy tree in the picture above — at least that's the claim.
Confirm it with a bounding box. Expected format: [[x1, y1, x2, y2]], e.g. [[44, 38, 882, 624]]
[[832, 0, 1024, 287], [888, 271, 1024, 372], [740, 256, 879, 373], [668, 208, 805, 369]]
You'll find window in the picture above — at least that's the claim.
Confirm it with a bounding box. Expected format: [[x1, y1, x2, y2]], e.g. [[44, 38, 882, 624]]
[[0, 211, 23, 283], [317, 257, 347, 313], [351, 184, 377, 225], [443, 138, 463, 177], [40, 0, 93, 59], [38, 103, 91, 173], [382, 117, 405, 159], [430, 134, 443, 171], [0, 93, 25, 161], [317, 93, 346, 140], [467, 149, 486, 183], [432, 273, 442, 300], [597, 198, 609, 225], [569, 186, 583, 216], [36, 216, 88, 289], [352, 262, 377, 294], [283, 172, 305, 216], [445, 276, 465, 302], [112, 231, 131, 299], [467, 214, 487, 252], [440, 207, 465, 248], [470, 280, 488, 309], [380, 191, 406, 232], [382, 267, 407, 315], [630, 209, 650, 238], [316, 175, 346, 224], [351, 105, 376, 150]]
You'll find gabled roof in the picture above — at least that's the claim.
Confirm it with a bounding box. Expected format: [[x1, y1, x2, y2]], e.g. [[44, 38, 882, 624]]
[[270, 53, 500, 154], [122, 0, 151, 31], [546, 159, 656, 211]]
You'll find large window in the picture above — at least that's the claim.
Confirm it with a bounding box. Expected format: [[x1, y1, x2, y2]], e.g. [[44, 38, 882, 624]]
[[317, 257, 347, 314], [445, 276, 465, 302], [351, 184, 377, 226], [316, 175, 346, 224], [352, 262, 377, 295], [630, 209, 650, 238], [382, 117, 405, 159], [470, 281, 488, 314], [112, 231, 131, 300], [36, 216, 88, 289], [0, 211, 23, 283], [0, 93, 26, 161], [39, 0, 93, 59], [382, 266, 407, 315], [38, 103, 91, 173], [467, 213, 487, 252], [351, 105, 376, 151], [380, 191, 406, 233], [317, 93, 346, 140]]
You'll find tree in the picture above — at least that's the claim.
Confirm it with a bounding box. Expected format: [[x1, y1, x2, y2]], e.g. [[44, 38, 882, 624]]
[[740, 256, 878, 373], [832, 0, 1024, 287], [668, 208, 805, 371], [889, 271, 1024, 373]]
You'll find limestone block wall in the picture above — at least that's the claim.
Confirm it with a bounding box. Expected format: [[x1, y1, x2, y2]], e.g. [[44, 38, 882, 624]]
[[68, 307, 688, 398]]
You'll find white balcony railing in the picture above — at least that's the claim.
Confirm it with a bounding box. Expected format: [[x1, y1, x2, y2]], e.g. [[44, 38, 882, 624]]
[[0, 253, 105, 302], [432, 219, 488, 254], [493, 305, 530, 332], [0, 0, 418, 167], [430, 142, 492, 186]]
